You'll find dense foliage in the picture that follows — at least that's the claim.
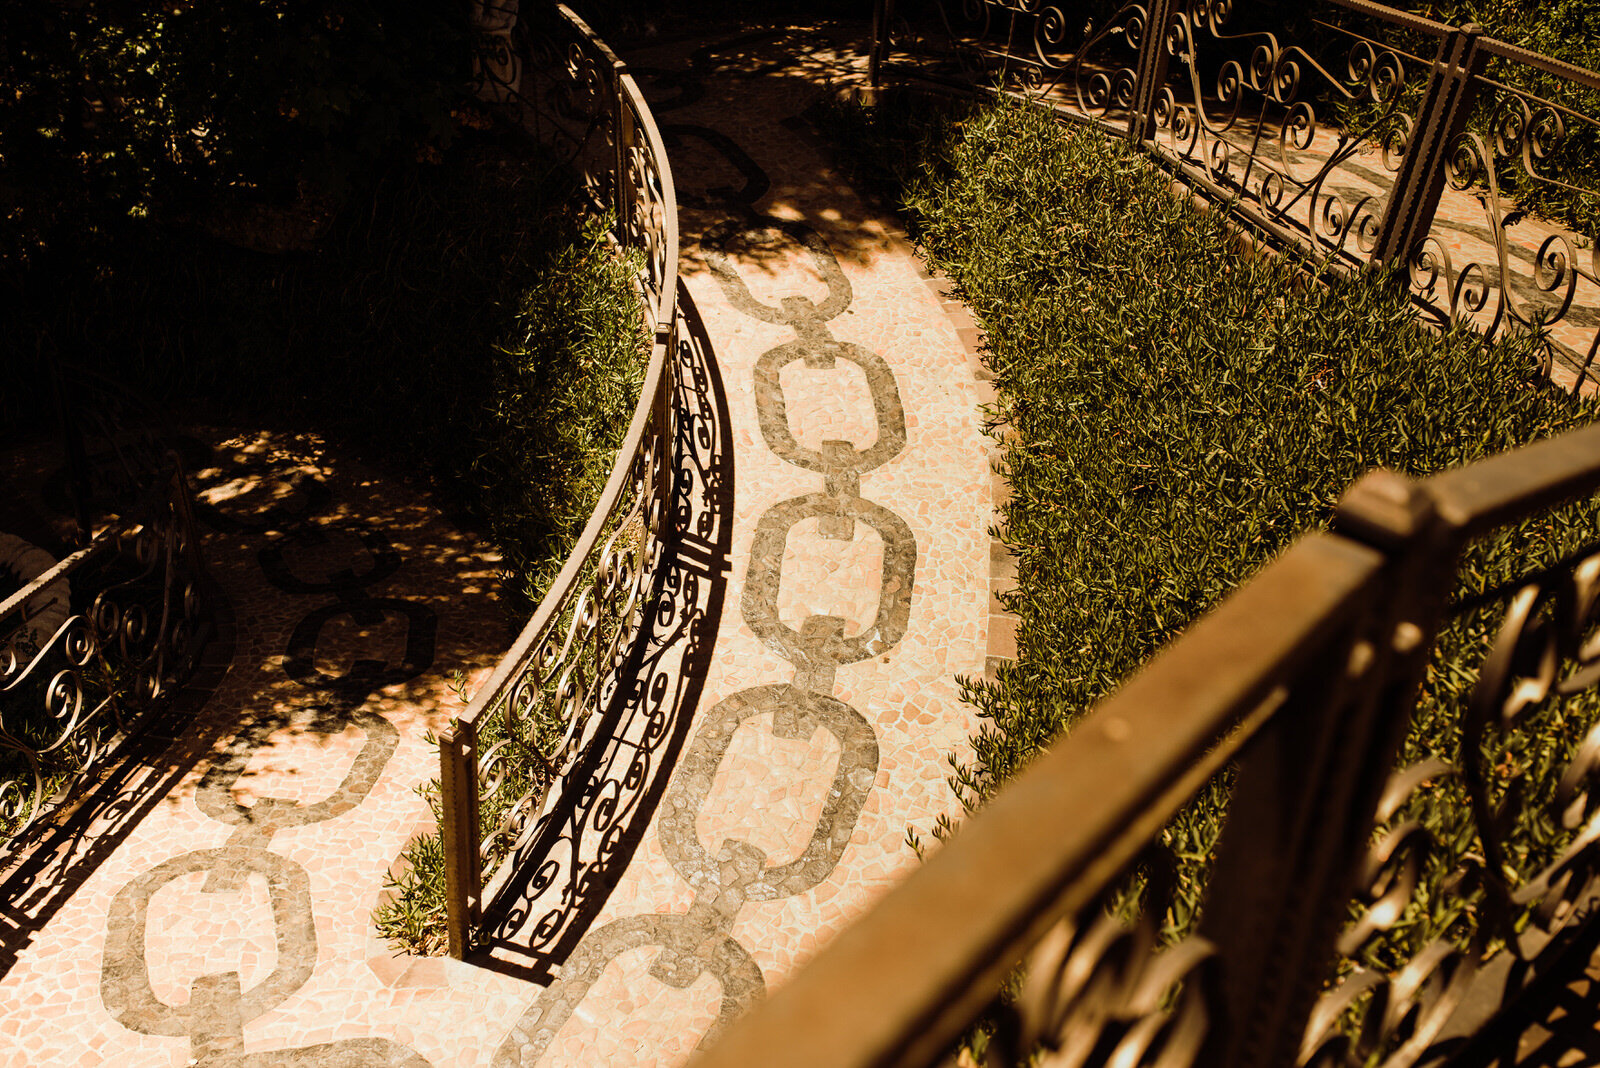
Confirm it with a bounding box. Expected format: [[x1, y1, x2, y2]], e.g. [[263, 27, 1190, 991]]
[[822, 92, 1600, 977], [3, 116, 650, 883], [8, 122, 646, 605], [4, 0, 650, 962], [0, 2, 464, 269]]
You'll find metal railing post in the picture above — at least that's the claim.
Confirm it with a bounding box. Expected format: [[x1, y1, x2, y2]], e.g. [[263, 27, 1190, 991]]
[[1370, 23, 1488, 267], [1127, 0, 1178, 143], [652, 326, 675, 515], [434, 2, 682, 957], [1198, 472, 1465, 1067], [613, 64, 630, 241], [870, 0, 895, 90], [439, 720, 480, 959]]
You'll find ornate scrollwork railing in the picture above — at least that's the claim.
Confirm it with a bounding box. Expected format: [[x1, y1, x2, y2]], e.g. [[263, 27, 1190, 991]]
[[690, 421, 1600, 1066], [439, 3, 696, 958], [0, 459, 210, 871], [872, 0, 1600, 390]]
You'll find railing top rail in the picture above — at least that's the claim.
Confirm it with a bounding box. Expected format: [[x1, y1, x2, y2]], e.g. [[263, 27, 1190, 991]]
[[453, 339, 670, 734], [0, 541, 101, 625], [453, 5, 679, 736], [1421, 419, 1600, 538], [555, 4, 625, 74], [1306, 0, 1600, 92], [1317, 0, 1453, 40], [689, 532, 1386, 1068], [1478, 35, 1600, 94]]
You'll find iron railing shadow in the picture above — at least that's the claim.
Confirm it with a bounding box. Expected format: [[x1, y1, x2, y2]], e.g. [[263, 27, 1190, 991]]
[[440, 4, 737, 970]]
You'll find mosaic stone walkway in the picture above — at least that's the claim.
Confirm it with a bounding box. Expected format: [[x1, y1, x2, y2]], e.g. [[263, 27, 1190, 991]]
[[7, 14, 1599, 1068], [0, 430, 540, 1065], [486, 23, 993, 1066], [0, 21, 995, 1068]]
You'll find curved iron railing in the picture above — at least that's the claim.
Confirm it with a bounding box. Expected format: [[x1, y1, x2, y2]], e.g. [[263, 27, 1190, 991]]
[[440, 3, 690, 957], [871, 0, 1600, 391], [693, 404, 1600, 1068], [0, 459, 210, 872]]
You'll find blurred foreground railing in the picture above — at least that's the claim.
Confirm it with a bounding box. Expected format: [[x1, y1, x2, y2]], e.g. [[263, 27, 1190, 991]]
[[692, 418, 1600, 1066], [0, 459, 210, 873], [872, 0, 1600, 391], [440, 3, 696, 958]]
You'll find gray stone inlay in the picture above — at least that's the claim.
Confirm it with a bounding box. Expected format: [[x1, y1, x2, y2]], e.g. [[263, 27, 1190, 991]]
[[205, 1039, 435, 1067], [492, 913, 764, 1066], [101, 847, 316, 1039], [96, 461, 436, 1066], [743, 494, 916, 672], [751, 339, 907, 479], [705, 220, 852, 325], [657, 683, 879, 902], [195, 707, 400, 864]]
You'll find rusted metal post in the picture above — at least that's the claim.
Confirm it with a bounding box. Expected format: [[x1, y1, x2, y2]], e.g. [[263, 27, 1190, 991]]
[[1198, 472, 1464, 1067], [439, 721, 480, 959], [652, 329, 674, 512], [613, 65, 630, 243], [47, 347, 94, 546], [1370, 24, 1488, 267], [1127, 0, 1178, 144]]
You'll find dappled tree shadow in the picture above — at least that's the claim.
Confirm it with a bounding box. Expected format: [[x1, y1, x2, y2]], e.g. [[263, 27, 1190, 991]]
[[0, 424, 514, 982]]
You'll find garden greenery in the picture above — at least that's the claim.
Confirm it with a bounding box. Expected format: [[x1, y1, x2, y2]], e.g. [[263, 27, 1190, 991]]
[[822, 91, 1600, 975], [0, 2, 463, 269], [361, 145, 649, 957], [1320, 0, 1600, 239]]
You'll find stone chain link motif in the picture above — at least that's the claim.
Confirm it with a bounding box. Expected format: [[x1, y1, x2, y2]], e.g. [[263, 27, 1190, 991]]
[[473, 295, 733, 979], [493, 158, 917, 1062], [99, 471, 436, 1066]]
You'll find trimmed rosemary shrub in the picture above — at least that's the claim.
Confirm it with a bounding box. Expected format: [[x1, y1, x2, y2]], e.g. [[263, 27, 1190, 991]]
[[821, 92, 1600, 973], [363, 138, 648, 957]]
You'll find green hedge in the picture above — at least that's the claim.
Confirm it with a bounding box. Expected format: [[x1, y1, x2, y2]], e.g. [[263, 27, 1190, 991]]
[[822, 92, 1600, 978]]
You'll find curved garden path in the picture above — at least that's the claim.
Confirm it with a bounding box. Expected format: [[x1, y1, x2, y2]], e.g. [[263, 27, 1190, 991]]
[[488, 22, 994, 1066], [0, 20, 997, 1068]]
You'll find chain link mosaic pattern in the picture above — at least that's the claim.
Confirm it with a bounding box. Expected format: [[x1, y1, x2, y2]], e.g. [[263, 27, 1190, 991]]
[[100, 488, 438, 1065], [495, 200, 919, 1061], [0, 20, 993, 1067]]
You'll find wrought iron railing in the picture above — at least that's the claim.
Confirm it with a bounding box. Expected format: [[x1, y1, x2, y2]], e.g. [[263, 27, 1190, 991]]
[[0, 458, 210, 871], [440, 3, 699, 958], [871, 0, 1600, 391], [691, 415, 1600, 1066]]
